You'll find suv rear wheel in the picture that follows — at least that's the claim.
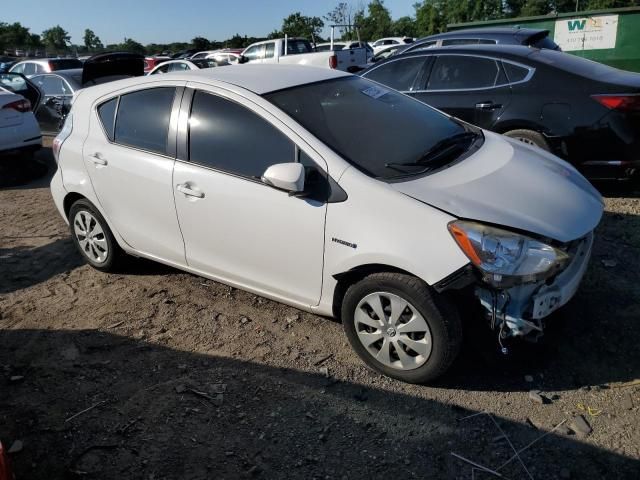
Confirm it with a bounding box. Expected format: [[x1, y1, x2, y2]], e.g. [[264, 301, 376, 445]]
[[342, 272, 462, 383]]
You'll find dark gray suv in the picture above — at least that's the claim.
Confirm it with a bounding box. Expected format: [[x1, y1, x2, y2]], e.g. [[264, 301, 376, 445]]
[[395, 27, 561, 56]]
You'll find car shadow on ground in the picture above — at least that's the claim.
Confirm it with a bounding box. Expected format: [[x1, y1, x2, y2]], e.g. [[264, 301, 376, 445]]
[[0, 146, 52, 190], [0, 328, 637, 480], [0, 239, 84, 295]]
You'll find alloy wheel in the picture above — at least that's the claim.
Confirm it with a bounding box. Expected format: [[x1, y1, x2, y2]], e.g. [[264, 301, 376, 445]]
[[73, 210, 108, 263], [354, 292, 432, 370]]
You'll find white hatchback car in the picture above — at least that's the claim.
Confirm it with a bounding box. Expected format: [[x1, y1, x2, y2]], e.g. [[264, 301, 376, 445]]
[[50, 65, 603, 383], [0, 73, 42, 158]]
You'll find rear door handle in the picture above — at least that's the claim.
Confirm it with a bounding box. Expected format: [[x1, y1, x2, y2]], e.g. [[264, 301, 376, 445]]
[[177, 183, 205, 198], [475, 102, 502, 110], [89, 153, 107, 166]]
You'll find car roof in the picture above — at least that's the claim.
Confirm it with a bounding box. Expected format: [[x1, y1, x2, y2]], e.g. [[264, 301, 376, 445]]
[[388, 44, 540, 59], [417, 27, 546, 41], [84, 65, 350, 97]]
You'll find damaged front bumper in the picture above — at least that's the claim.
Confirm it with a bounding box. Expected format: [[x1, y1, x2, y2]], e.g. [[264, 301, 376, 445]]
[[475, 232, 594, 339]]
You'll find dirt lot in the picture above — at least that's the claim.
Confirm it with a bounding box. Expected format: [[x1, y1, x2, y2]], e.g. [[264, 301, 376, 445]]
[[1, 141, 639, 479]]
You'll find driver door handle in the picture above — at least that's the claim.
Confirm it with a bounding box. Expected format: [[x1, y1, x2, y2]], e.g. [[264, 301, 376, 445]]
[[89, 153, 107, 166], [177, 183, 205, 198], [475, 102, 502, 110]]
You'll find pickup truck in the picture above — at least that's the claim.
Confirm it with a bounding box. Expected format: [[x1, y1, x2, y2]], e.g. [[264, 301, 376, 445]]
[[239, 37, 367, 72]]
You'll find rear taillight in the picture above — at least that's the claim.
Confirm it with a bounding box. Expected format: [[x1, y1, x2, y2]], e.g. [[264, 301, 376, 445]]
[[592, 94, 640, 112], [53, 113, 73, 163], [2, 99, 31, 112], [329, 54, 338, 69]]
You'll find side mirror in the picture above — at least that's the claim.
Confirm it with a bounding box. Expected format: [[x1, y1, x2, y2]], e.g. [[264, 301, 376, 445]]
[[238, 55, 248, 64], [262, 163, 305, 194]]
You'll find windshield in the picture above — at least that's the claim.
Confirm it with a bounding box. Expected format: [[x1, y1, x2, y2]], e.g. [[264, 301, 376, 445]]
[[264, 76, 471, 180]]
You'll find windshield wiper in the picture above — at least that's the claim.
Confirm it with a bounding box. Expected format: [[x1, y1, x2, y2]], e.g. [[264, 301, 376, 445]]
[[385, 131, 478, 170]]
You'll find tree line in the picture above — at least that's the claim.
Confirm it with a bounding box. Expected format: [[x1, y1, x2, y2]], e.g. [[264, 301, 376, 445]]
[[1, 0, 638, 56]]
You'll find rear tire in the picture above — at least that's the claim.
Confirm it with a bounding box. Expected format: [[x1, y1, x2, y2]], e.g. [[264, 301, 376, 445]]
[[341, 272, 462, 383], [68, 199, 123, 272], [504, 129, 550, 151]]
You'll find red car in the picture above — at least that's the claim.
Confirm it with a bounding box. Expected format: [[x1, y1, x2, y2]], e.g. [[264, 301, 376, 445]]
[[0, 441, 13, 480], [144, 56, 171, 74]]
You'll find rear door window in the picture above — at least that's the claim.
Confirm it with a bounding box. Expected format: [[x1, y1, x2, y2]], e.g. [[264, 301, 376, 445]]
[[427, 55, 502, 90], [22, 63, 36, 75], [34, 75, 65, 96], [188, 90, 294, 178], [264, 42, 275, 58], [114, 87, 176, 155], [243, 44, 264, 61], [364, 57, 428, 92]]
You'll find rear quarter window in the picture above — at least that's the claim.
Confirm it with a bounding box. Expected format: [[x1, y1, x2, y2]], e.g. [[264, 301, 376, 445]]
[[50, 59, 83, 70], [97, 98, 118, 141], [502, 62, 530, 83]]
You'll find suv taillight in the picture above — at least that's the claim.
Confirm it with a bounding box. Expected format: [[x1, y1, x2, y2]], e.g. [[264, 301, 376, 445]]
[[329, 54, 338, 69], [592, 94, 640, 112], [53, 113, 73, 163], [2, 99, 31, 112]]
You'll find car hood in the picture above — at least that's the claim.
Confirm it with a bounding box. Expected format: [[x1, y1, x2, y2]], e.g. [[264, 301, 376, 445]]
[[391, 131, 603, 243], [82, 52, 144, 86]]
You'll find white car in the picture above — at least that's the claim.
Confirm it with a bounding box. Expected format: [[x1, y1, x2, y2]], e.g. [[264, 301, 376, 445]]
[[147, 58, 219, 75], [9, 58, 83, 77], [50, 65, 603, 383], [190, 50, 222, 59], [0, 73, 42, 158], [370, 37, 414, 54]]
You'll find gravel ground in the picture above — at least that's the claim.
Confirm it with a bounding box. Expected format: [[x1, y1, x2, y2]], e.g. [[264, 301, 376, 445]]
[[1, 141, 639, 479]]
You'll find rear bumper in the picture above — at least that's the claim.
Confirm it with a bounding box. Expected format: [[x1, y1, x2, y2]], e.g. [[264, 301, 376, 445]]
[[580, 160, 640, 181]]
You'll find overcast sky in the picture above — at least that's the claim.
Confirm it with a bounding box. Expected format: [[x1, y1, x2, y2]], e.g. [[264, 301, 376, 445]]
[[4, 0, 416, 45]]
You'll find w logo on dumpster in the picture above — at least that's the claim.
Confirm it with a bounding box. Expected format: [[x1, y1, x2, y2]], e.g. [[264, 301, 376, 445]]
[[567, 19, 587, 31]]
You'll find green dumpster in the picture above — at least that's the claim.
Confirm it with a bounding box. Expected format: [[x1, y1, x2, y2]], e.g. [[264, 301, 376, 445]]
[[448, 6, 640, 72]]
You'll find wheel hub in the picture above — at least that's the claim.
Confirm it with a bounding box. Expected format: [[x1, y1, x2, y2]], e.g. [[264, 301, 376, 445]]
[[354, 291, 432, 371], [73, 210, 108, 264]]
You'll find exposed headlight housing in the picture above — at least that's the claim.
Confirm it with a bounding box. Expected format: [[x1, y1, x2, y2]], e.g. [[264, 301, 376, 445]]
[[448, 220, 569, 287]]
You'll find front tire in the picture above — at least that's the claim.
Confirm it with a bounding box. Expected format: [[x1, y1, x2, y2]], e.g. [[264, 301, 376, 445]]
[[341, 272, 462, 383], [68, 199, 122, 272]]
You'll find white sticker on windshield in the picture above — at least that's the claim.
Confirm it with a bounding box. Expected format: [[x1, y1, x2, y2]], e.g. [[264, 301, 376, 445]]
[[361, 85, 389, 99]]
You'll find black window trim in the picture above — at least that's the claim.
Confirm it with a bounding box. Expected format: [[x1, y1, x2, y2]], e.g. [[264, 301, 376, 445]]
[[175, 86, 337, 195], [365, 53, 535, 93], [94, 86, 183, 159]]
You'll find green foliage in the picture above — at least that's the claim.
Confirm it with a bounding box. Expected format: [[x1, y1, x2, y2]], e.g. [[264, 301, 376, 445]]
[[118, 38, 145, 54], [356, 0, 394, 41], [83, 29, 103, 51], [4, 1, 640, 58], [191, 36, 211, 51], [281, 12, 325, 40], [42, 25, 70, 50], [0, 22, 42, 51]]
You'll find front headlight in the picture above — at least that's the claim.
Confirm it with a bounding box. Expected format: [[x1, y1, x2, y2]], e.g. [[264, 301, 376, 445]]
[[448, 220, 569, 286]]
